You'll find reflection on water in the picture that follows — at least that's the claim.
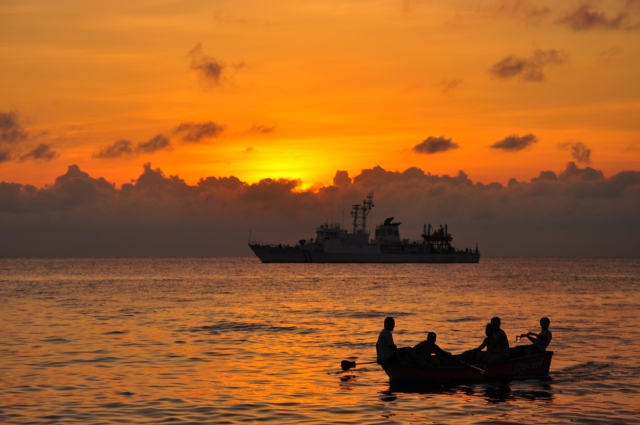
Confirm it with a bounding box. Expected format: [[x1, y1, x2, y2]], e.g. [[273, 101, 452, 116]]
[[387, 379, 553, 404], [1, 257, 640, 424]]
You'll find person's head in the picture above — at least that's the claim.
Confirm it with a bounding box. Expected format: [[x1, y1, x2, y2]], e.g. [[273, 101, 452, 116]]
[[427, 332, 437, 342], [491, 317, 501, 329], [485, 323, 493, 337], [540, 317, 550, 330], [384, 317, 395, 331]]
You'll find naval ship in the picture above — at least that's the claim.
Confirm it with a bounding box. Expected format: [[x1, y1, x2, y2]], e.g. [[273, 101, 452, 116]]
[[248, 193, 480, 263]]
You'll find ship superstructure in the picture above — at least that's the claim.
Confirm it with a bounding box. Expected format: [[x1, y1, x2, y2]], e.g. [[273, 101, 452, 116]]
[[249, 193, 480, 263]]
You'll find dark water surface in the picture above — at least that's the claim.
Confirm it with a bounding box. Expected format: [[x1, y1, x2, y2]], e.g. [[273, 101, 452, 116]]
[[1, 257, 639, 424]]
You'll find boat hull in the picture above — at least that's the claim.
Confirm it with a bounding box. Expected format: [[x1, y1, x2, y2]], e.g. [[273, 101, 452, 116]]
[[249, 244, 480, 263], [380, 351, 553, 382]]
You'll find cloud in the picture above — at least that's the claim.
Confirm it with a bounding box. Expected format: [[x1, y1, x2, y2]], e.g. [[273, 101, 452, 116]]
[[491, 133, 538, 151], [440, 79, 463, 94], [94, 135, 171, 159], [137, 134, 171, 154], [188, 43, 224, 84], [557, 4, 629, 30], [94, 140, 134, 159], [0, 111, 59, 163], [480, 0, 552, 24], [0, 111, 28, 145], [490, 49, 568, 82], [333, 170, 351, 187], [413, 136, 460, 154], [188, 43, 245, 86], [1, 163, 639, 257], [174, 121, 224, 143], [558, 141, 592, 164], [0, 150, 12, 163], [248, 124, 275, 134], [598, 46, 624, 63], [19, 143, 58, 162]]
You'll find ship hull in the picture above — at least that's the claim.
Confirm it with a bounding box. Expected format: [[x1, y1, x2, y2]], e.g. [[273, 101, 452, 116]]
[[249, 244, 480, 263]]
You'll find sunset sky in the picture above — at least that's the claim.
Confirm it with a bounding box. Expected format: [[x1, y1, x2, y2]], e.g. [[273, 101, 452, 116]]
[[2, 0, 640, 187], [1, 0, 640, 256]]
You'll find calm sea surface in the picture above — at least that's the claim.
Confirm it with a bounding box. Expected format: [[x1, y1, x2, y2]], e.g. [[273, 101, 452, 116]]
[[1, 257, 639, 424]]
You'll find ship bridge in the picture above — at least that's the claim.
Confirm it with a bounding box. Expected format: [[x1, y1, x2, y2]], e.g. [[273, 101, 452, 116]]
[[374, 217, 404, 244]]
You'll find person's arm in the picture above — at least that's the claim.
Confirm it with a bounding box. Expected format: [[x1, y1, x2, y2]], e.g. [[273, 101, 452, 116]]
[[385, 332, 402, 363], [522, 332, 544, 343], [477, 337, 489, 351], [433, 344, 453, 357]]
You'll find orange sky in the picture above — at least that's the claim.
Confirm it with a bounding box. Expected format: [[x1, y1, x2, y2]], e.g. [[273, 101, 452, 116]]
[[1, 0, 639, 189]]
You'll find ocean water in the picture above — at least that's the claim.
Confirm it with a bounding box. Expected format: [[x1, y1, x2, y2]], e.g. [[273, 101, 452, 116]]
[[1, 257, 639, 424]]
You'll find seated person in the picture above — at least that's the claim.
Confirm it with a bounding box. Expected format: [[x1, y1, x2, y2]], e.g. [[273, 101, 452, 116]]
[[376, 317, 402, 363], [480, 317, 510, 364], [410, 332, 452, 367], [459, 323, 493, 364], [520, 317, 552, 355]]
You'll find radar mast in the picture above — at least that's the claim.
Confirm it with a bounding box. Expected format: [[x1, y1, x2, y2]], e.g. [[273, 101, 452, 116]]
[[351, 192, 374, 234]]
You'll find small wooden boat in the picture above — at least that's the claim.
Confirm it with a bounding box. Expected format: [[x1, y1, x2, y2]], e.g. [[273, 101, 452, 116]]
[[380, 351, 553, 382]]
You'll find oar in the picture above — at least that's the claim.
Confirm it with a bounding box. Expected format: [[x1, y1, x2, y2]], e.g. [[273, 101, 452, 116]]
[[341, 359, 378, 371], [453, 357, 485, 375]]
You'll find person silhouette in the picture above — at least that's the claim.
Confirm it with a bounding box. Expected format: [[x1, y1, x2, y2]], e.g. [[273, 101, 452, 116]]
[[376, 317, 402, 363], [520, 317, 552, 355]]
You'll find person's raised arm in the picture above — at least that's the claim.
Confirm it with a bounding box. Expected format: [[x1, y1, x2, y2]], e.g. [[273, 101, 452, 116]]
[[521, 331, 544, 344]]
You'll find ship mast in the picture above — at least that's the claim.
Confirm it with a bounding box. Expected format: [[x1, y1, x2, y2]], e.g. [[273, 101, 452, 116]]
[[351, 192, 374, 234]]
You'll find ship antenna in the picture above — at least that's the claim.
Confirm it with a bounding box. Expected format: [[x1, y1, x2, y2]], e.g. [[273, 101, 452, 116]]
[[331, 201, 333, 227]]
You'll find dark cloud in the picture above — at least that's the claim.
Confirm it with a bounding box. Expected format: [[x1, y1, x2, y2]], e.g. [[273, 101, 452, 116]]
[[1, 163, 639, 257], [352, 166, 472, 188], [187, 43, 245, 86], [0, 150, 12, 163], [333, 170, 351, 187], [491, 133, 538, 151], [19, 143, 57, 162], [557, 4, 628, 30], [480, 0, 552, 24], [440, 79, 463, 94], [0, 112, 60, 163], [413, 136, 460, 155], [94, 135, 171, 159], [198, 175, 244, 191], [0, 111, 28, 144], [559, 161, 603, 181], [559, 141, 592, 164], [240, 178, 301, 202], [188, 43, 224, 84], [94, 140, 134, 159], [136, 134, 171, 154], [490, 49, 567, 82], [248, 124, 275, 134], [174, 121, 225, 143], [598, 46, 624, 63]]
